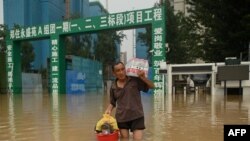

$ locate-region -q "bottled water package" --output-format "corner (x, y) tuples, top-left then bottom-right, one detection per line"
(125, 58), (149, 78)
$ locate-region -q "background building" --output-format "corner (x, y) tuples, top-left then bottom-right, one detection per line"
(173, 0), (190, 16)
(0, 0), (3, 24)
(89, 0), (107, 17)
(4, 0), (90, 69)
(70, 0), (89, 18)
(120, 52), (127, 64)
(3, 0), (122, 92)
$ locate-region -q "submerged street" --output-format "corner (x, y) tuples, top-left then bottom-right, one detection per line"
(0, 91), (249, 141)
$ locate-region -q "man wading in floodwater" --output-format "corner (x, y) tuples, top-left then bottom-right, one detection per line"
(105, 61), (155, 140)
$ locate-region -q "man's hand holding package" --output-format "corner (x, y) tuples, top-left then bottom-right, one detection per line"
(137, 70), (146, 78)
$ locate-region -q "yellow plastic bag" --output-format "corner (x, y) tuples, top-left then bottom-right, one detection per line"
(95, 114), (118, 131)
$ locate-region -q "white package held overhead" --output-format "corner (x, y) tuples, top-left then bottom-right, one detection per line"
(125, 58), (149, 78)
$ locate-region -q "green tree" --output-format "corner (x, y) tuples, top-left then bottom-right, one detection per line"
(137, 26), (152, 65)
(164, 1), (195, 64)
(0, 24), (7, 52)
(94, 30), (125, 79)
(1, 24), (35, 71)
(0, 24), (7, 94)
(65, 34), (92, 58)
(64, 13), (125, 79)
(95, 31), (125, 61)
(20, 41), (35, 72)
(138, 1), (196, 64)
(172, 12), (203, 63)
(12, 24), (35, 72)
(64, 13), (93, 59)
(187, 0), (250, 62)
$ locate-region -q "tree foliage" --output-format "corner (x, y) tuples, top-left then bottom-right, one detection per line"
(137, 26), (152, 63)
(0, 24), (7, 52)
(138, 1), (195, 64)
(1, 24), (35, 71)
(164, 1), (196, 64)
(65, 34), (93, 58)
(64, 13), (94, 59)
(187, 0), (250, 62)
(20, 41), (35, 72)
(11, 24), (35, 72)
(94, 30), (125, 63)
(138, 0), (250, 63)
(94, 30), (125, 79)
(64, 13), (125, 79)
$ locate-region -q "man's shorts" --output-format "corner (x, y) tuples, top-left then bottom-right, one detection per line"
(117, 117), (145, 132)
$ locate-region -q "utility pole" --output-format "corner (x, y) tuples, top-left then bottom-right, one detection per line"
(132, 7), (136, 58)
(133, 29), (136, 58)
(248, 42), (250, 61)
(106, 0), (109, 11)
(65, 0), (70, 19)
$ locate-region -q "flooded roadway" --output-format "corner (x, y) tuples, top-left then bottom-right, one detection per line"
(0, 91), (250, 141)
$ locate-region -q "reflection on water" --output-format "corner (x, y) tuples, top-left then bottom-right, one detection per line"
(0, 91), (250, 141)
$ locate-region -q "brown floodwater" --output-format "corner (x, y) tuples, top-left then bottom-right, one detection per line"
(0, 90), (250, 141)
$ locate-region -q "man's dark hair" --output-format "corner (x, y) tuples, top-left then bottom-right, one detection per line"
(111, 61), (125, 71)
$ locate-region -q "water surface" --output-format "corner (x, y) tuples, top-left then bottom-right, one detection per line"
(0, 91), (249, 141)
